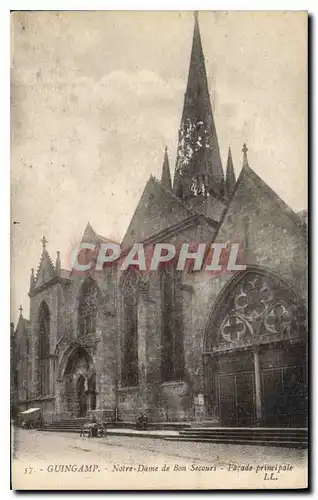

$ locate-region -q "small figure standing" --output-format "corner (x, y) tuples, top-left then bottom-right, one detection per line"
(136, 413), (148, 430)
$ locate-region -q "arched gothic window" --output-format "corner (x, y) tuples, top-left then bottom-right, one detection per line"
(161, 264), (184, 382)
(121, 271), (140, 387)
(78, 278), (99, 337)
(38, 302), (50, 395)
(205, 271), (306, 353)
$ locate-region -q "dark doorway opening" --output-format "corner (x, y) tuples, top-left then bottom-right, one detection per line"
(76, 375), (88, 417)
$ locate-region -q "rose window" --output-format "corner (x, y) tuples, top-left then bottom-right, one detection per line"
(234, 278), (273, 320)
(221, 313), (249, 344)
(264, 302), (291, 334)
(215, 274), (300, 349)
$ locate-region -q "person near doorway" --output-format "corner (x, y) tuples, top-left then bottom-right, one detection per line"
(136, 413), (148, 430)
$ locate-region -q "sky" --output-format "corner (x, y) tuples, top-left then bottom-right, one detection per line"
(11, 10), (307, 322)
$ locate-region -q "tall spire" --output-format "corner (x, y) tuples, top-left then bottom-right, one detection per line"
(225, 147), (236, 198)
(161, 147), (172, 190)
(34, 235), (55, 287)
(173, 11), (224, 200)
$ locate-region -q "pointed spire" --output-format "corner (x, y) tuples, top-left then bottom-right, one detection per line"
(161, 147), (172, 190)
(173, 11), (224, 200)
(34, 235), (55, 285)
(225, 147), (236, 198)
(29, 268), (35, 291)
(55, 251), (61, 277)
(242, 142), (249, 169)
(19, 305), (23, 318)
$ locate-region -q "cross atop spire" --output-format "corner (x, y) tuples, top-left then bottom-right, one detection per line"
(19, 305), (23, 317)
(34, 235), (55, 286)
(41, 235), (48, 250)
(242, 143), (249, 168)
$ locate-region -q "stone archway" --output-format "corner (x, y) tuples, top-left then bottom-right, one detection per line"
(60, 344), (97, 417)
(203, 267), (307, 427)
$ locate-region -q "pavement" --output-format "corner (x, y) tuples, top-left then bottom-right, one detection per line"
(11, 429), (308, 490)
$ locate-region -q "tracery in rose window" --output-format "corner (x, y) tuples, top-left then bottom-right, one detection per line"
(216, 274), (304, 349)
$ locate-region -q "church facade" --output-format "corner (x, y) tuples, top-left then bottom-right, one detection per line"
(12, 15), (308, 427)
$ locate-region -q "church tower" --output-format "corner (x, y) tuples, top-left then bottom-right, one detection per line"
(173, 12), (224, 202)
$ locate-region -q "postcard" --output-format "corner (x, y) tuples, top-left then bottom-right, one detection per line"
(11, 10), (308, 490)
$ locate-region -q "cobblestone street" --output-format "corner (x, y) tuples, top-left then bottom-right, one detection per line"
(12, 429), (308, 490)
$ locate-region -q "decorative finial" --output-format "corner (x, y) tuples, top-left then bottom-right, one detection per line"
(55, 250), (61, 277)
(41, 235), (48, 250)
(19, 305), (23, 317)
(30, 268), (35, 290)
(242, 143), (249, 168)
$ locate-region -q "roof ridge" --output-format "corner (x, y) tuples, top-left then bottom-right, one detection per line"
(242, 164), (305, 232)
(151, 175), (194, 215)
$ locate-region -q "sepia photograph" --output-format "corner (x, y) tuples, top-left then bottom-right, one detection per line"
(10, 9), (308, 490)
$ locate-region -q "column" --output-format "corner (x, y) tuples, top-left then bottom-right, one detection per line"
(253, 348), (262, 426)
(49, 356), (56, 396)
(55, 378), (63, 418)
(202, 354), (219, 424)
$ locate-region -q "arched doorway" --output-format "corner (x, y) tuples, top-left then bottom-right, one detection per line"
(204, 268), (307, 427)
(61, 344), (97, 417)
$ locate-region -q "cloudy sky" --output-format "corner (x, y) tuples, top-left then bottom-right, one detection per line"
(11, 10), (307, 322)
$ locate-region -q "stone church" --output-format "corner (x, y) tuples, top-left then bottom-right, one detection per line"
(12, 14), (308, 427)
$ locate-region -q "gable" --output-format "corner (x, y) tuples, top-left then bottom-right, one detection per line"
(34, 250), (55, 288)
(121, 176), (194, 249)
(214, 164), (307, 299)
(14, 317), (30, 357)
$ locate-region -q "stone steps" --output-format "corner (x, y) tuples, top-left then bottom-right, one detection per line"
(41, 419), (190, 433)
(164, 437), (308, 448)
(40, 420), (308, 448)
(165, 427), (308, 448)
